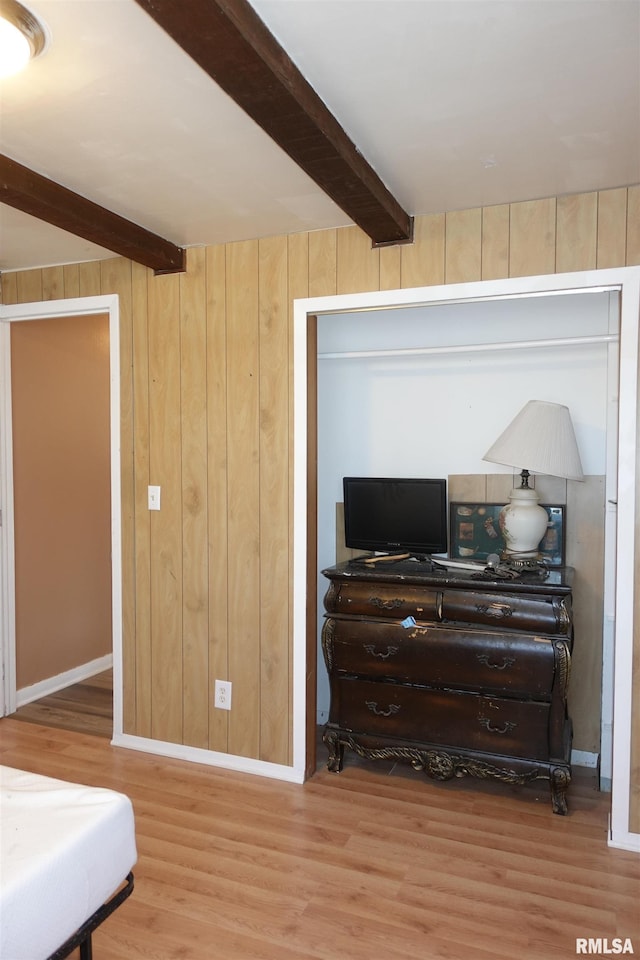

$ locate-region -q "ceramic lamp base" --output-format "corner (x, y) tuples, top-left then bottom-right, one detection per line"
(499, 486), (549, 558)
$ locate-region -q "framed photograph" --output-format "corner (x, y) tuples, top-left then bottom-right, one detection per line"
(449, 502), (566, 567)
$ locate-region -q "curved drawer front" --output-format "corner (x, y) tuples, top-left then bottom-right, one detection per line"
(324, 617), (557, 699)
(324, 580), (441, 620)
(324, 580), (571, 636)
(441, 590), (571, 636)
(332, 678), (551, 760)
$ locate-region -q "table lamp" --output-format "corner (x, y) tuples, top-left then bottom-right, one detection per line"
(483, 400), (584, 562)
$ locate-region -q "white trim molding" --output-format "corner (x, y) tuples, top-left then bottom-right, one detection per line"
(17, 654), (113, 708)
(112, 733), (306, 785)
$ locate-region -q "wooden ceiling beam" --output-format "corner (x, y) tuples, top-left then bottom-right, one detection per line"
(0, 154), (186, 274)
(133, 0), (413, 246)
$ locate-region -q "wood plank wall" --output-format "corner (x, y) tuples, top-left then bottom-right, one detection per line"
(2, 186), (639, 826)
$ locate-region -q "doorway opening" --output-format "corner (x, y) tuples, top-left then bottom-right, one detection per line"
(0, 295), (122, 740)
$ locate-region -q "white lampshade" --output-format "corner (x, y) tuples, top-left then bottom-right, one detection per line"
(483, 400), (584, 481)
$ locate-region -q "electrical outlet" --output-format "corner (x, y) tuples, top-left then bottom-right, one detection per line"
(214, 679), (232, 710)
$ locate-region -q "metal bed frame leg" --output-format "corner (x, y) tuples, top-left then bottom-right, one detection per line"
(80, 935), (93, 960)
(47, 873), (133, 960)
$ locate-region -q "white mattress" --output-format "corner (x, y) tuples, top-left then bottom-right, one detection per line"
(0, 765), (137, 960)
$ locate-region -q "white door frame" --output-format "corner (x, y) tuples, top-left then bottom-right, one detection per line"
(0, 295), (122, 737)
(293, 266), (640, 851)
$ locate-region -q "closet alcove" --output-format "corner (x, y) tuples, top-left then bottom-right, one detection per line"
(292, 266), (639, 851)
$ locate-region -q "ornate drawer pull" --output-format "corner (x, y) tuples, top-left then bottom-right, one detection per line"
(363, 644), (399, 659)
(476, 653), (516, 671)
(479, 717), (517, 735)
(476, 602), (513, 619)
(365, 701), (400, 718)
(558, 599), (571, 629)
(369, 596), (403, 610)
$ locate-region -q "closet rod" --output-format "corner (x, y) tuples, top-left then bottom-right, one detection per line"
(317, 333), (618, 360)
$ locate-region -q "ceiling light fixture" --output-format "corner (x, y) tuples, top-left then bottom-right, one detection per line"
(0, 0), (47, 79)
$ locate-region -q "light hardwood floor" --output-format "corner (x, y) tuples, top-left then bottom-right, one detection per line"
(1, 717), (638, 960)
(12, 670), (113, 739)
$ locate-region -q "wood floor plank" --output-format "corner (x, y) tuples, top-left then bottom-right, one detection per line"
(0, 717), (638, 960)
(12, 669), (113, 738)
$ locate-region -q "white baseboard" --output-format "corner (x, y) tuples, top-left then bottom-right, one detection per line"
(608, 816), (640, 854)
(571, 749), (599, 769)
(16, 653), (113, 708)
(112, 732), (306, 785)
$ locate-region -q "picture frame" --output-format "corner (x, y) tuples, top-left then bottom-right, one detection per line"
(449, 502), (566, 567)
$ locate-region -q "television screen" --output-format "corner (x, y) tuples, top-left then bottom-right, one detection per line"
(343, 477), (447, 557)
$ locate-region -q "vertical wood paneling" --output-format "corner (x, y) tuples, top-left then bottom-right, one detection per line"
(205, 244), (229, 752)
(445, 208), (482, 284)
(308, 229), (336, 297)
(131, 261), (152, 737)
(627, 184), (640, 265)
(226, 240), (261, 759)
(100, 257), (136, 733)
(63, 264), (80, 299)
(448, 474), (489, 503)
(482, 204), (510, 280)
(597, 188), (628, 268)
(78, 261), (101, 297)
(288, 232), (310, 303)
(379, 244), (402, 290)
(1, 272), (18, 304)
(180, 248), (209, 749)
(41, 266), (65, 300)
(509, 197), (556, 277)
(337, 226), (379, 294)
(148, 271), (183, 744)
(16, 270), (42, 303)
(259, 235), (290, 763)
(556, 192), (598, 273)
(400, 213), (445, 288)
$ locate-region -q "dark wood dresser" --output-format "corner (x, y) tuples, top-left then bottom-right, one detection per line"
(321, 559), (574, 814)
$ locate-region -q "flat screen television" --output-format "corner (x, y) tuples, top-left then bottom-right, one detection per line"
(343, 476), (448, 558)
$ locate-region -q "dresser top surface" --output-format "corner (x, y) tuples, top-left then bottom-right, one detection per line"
(322, 559), (573, 596)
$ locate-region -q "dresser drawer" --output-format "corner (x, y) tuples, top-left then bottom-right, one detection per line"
(323, 617), (558, 699)
(324, 579), (571, 636)
(441, 590), (571, 636)
(330, 678), (551, 760)
(324, 580), (440, 621)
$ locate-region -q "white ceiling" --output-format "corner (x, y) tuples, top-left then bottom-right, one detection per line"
(1, 0), (639, 272)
